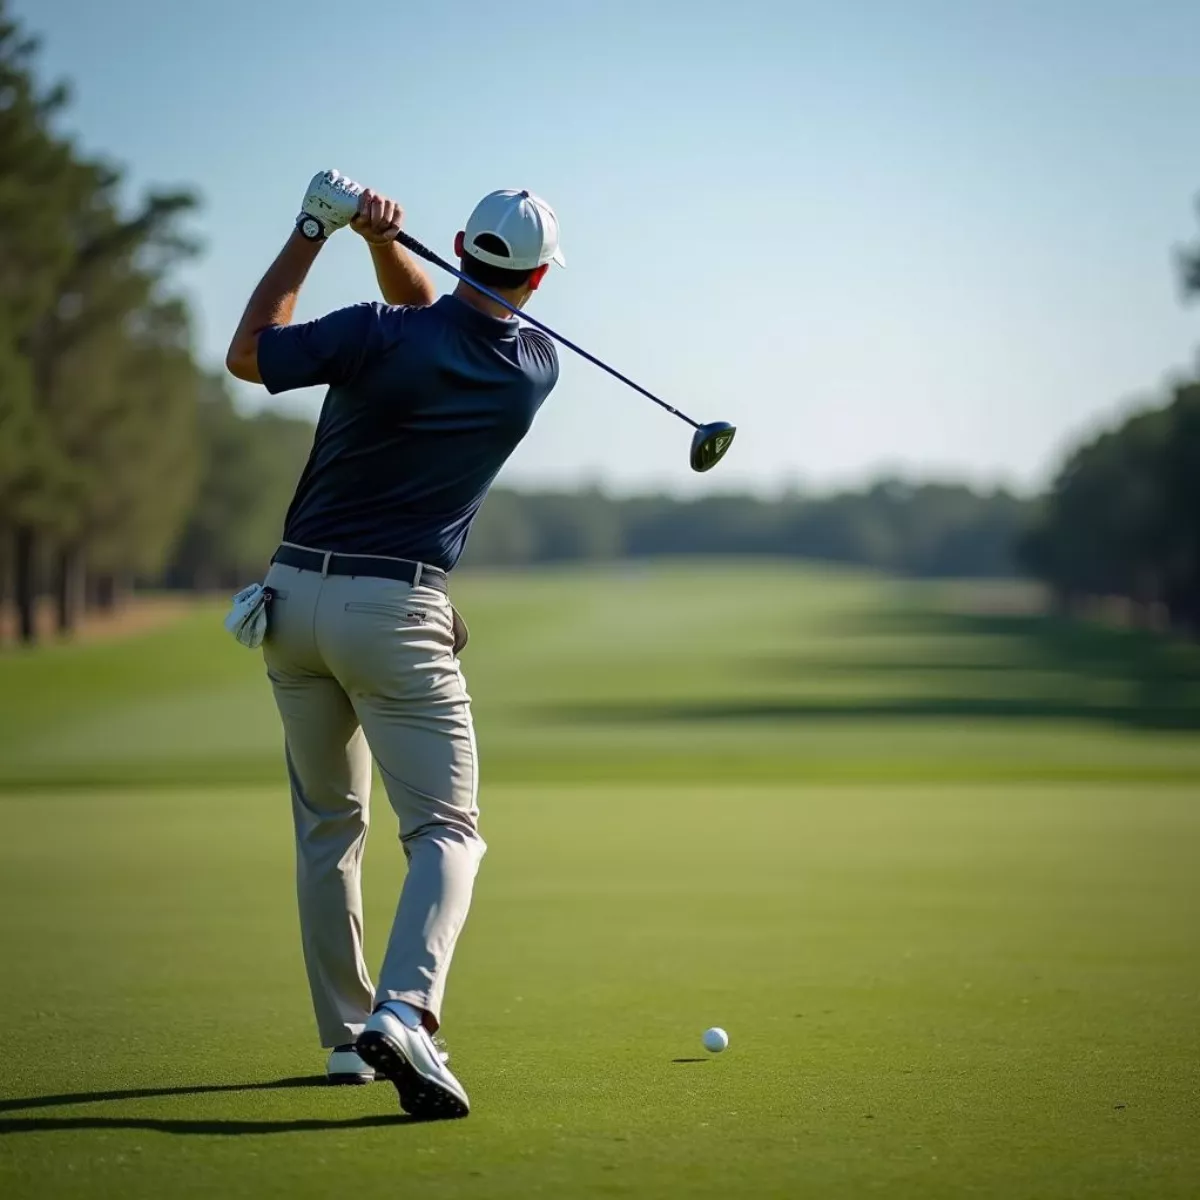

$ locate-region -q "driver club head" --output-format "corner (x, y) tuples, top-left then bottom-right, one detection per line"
(690, 421), (737, 472)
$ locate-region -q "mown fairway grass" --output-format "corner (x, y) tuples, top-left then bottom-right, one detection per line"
(1, 562), (1198, 1198)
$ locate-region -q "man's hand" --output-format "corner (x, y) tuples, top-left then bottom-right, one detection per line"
(298, 169), (364, 240)
(351, 190), (404, 245)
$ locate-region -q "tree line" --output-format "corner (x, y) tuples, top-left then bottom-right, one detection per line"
(0, 4), (200, 641)
(461, 481), (1028, 575)
(1019, 377), (1200, 631)
(1016, 208), (1200, 633)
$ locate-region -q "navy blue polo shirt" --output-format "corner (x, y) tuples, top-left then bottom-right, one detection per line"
(257, 295), (558, 571)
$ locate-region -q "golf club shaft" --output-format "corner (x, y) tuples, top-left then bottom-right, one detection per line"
(394, 230), (701, 431)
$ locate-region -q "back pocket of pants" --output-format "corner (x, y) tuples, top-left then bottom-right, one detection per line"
(344, 602), (428, 623)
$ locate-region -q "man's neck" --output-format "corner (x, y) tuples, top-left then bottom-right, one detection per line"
(453, 280), (523, 321)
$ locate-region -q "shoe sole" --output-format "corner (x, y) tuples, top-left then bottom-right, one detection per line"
(327, 1072), (378, 1086)
(356, 1030), (469, 1120)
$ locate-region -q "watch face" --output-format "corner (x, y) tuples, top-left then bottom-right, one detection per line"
(299, 216), (323, 241)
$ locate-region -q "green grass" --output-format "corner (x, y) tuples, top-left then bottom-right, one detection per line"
(1, 562), (1198, 1197)
(2, 562), (1199, 789)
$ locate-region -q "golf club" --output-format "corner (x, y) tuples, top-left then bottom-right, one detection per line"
(392, 229), (737, 472)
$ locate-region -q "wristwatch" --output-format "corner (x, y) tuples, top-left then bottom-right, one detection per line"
(296, 214), (326, 242)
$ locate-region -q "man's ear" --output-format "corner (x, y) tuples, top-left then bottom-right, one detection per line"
(454, 230), (466, 257)
(527, 263), (551, 293)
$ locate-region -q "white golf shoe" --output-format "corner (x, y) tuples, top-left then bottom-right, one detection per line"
(326, 1034), (450, 1084)
(355, 1007), (470, 1120)
(326, 1044), (379, 1085)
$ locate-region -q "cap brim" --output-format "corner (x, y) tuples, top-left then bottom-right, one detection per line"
(550, 247), (566, 268)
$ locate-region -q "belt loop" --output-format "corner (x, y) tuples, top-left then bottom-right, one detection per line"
(412, 562), (423, 588)
(321, 551), (331, 579)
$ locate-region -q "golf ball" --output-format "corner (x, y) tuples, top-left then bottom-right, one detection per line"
(702, 1027), (729, 1053)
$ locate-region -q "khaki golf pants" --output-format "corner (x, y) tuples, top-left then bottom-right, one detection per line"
(261, 557), (484, 1045)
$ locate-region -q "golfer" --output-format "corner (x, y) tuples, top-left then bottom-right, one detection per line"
(225, 172), (563, 1119)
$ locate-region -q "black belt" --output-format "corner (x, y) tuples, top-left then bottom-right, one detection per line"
(271, 545), (448, 593)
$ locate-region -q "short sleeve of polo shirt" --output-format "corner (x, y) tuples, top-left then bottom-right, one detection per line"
(520, 329), (559, 395)
(257, 302), (386, 395)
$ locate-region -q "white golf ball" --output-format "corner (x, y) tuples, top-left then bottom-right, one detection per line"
(702, 1026), (729, 1053)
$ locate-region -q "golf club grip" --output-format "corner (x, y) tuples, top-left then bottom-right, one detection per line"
(394, 229), (452, 271)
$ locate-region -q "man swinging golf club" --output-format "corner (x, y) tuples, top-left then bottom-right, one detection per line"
(225, 170), (564, 1119)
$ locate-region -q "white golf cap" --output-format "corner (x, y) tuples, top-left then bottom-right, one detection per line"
(463, 189), (565, 271)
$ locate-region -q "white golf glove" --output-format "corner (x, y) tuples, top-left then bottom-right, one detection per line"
(297, 169), (364, 240)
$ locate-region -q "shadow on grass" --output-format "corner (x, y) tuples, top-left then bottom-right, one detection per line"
(0, 1114), (407, 1135)
(0, 1076), (328, 1113)
(544, 608), (1200, 732)
(0, 1077), (413, 1136)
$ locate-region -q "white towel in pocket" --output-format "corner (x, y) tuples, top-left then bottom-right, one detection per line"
(223, 583), (272, 649)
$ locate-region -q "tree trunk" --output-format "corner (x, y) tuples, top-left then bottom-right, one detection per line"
(14, 525), (37, 645)
(112, 572), (131, 612)
(55, 544), (87, 637)
(1178, 589), (1200, 639)
(0, 535), (9, 648)
(90, 572), (117, 613)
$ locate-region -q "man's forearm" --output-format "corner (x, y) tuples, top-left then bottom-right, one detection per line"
(226, 231), (323, 382)
(370, 242), (437, 307)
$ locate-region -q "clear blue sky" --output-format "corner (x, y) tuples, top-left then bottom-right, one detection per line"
(22, 0), (1200, 494)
